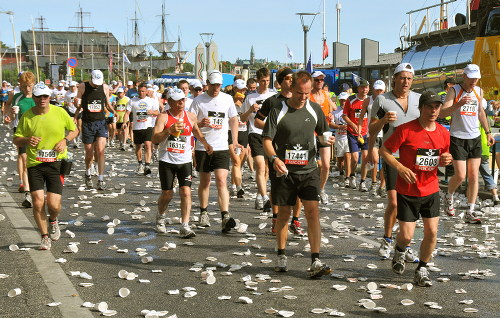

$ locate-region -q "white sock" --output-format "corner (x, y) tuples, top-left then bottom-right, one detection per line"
(98, 175), (104, 181)
(236, 185), (242, 191)
(262, 195), (269, 201)
(257, 194), (262, 200)
(86, 168), (92, 175)
(446, 192), (454, 200)
(494, 195), (499, 201)
(468, 203), (475, 212)
(181, 222), (189, 227)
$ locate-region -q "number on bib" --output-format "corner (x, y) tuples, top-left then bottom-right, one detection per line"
(36, 149), (57, 162)
(415, 148), (439, 171)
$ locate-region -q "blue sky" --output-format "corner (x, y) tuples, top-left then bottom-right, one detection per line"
(0, 0), (468, 64)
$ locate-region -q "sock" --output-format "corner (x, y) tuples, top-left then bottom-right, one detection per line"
(145, 163), (150, 167)
(277, 249), (286, 256)
(262, 195), (269, 201)
(272, 213), (278, 219)
(446, 192), (454, 201)
(416, 261), (427, 270)
(339, 171), (344, 176)
(48, 218), (56, 223)
(468, 203), (475, 212)
(236, 185), (242, 191)
(291, 216), (299, 223)
(221, 211), (228, 218)
(138, 160), (143, 165)
(360, 179), (365, 183)
(494, 195), (499, 201)
(200, 207), (207, 214)
(86, 168), (92, 175)
(383, 236), (393, 242)
(24, 191), (29, 195)
(98, 175), (104, 181)
(181, 222), (189, 227)
(350, 173), (355, 177)
(311, 253), (320, 263)
(41, 234), (48, 238)
(257, 194), (262, 200)
(395, 245), (405, 253)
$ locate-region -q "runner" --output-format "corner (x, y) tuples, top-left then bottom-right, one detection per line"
(342, 79), (370, 191)
(240, 68), (276, 212)
(263, 71), (333, 278)
(51, 82), (66, 106)
(123, 83), (160, 176)
(358, 79), (387, 196)
(310, 71), (337, 204)
(13, 82), (78, 250)
(74, 70), (114, 190)
(152, 87), (212, 238)
(3, 72), (36, 208)
(330, 92), (350, 186)
(229, 79), (248, 198)
(190, 70), (240, 232)
(380, 90), (452, 286)
(439, 64), (494, 224)
(370, 63), (421, 261)
(114, 88), (130, 151)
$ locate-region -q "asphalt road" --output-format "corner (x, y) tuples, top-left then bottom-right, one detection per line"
(0, 124), (499, 318)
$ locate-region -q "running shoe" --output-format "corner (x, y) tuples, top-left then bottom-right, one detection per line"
(274, 255), (288, 272)
(97, 180), (107, 191)
(49, 219), (60, 241)
(290, 220), (305, 236)
(405, 247), (420, 263)
(309, 258), (332, 279)
(369, 181), (379, 196)
(152, 150), (158, 162)
(271, 217), (277, 234)
(359, 181), (368, 192)
(39, 236), (51, 250)
(230, 185), (237, 197)
(22, 192), (32, 208)
(320, 190), (329, 205)
(350, 176), (357, 189)
(255, 197), (264, 210)
(179, 224), (196, 238)
(392, 248), (406, 275)
(18, 184), (24, 193)
(237, 188), (245, 198)
(343, 178), (350, 188)
(379, 237), (393, 259)
(378, 187), (387, 198)
(445, 193), (455, 216)
(136, 164), (144, 175)
(155, 214), (167, 234)
(85, 174), (93, 188)
(221, 213), (236, 233)
(143, 166), (152, 176)
(414, 267), (433, 287)
(464, 211), (481, 224)
(90, 164), (98, 176)
(199, 212), (211, 227)
(263, 199), (271, 212)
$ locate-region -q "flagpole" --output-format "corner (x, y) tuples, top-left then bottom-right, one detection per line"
(322, 0), (326, 65)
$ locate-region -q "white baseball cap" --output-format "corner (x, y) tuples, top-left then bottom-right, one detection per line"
(207, 70), (223, 85)
(116, 87), (124, 93)
(373, 80), (386, 90)
(70, 81), (78, 87)
(393, 63), (414, 75)
(233, 79), (246, 90)
(127, 80), (133, 86)
(311, 71), (325, 78)
(168, 87), (186, 101)
(111, 80), (117, 85)
(191, 79), (203, 89)
(338, 92), (349, 100)
(464, 64), (481, 79)
(58, 82), (64, 86)
(91, 70), (104, 86)
(33, 82), (52, 96)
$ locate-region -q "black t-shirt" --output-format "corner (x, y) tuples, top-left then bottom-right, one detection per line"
(255, 93), (288, 121)
(263, 100), (328, 174)
(81, 82), (107, 122)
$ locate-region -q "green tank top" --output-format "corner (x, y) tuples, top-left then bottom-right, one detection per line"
(13, 93), (36, 119)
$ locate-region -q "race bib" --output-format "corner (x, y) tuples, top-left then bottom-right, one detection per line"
(208, 111), (225, 129)
(136, 111), (148, 122)
(415, 148), (439, 171)
(166, 135), (187, 153)
(285, 144), (309, 165)
(116, 104), (126, 112)
(88, 100), (102, 112)
(460, 100), (477, 116)
(354, 109), (361, 119)
(36, 149), (57, 162)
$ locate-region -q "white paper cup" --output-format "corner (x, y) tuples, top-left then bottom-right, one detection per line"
(237, 223), (248, 233)
(9, 244), (19, 251)
(107, 227), (115, 235)
(97, 302), (108, 312)
(113, 218), (121, 226)
(12, 106), (19, 114)
(126, 272), (136, 280)
(141, 256), (153, 264)
(7, 288), (21, 297)
(118, 270), (128, 279)
(118, 287), (130, 298)
(235, 147), (241, 155)
(323, 131), (332, 138)
(201, 270), (213, 280)
(205, 274), (216, 285)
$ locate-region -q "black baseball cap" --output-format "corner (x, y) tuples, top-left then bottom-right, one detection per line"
(419, 90), (442, 107)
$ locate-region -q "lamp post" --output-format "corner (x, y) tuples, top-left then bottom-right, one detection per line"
(91, 38), (95, 70)
(296, 12), (318, 68)
(199, 33), (213, 73)
(0, 11), (17, 83)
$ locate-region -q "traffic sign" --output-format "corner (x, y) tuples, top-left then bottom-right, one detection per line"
(70, 68), (75, 76)
(67, 57), (78, 68)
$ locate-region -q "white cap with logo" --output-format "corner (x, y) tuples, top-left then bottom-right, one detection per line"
(311, 71), (325, 78)
(191, 79), (203, 89)
(373, 80), (386, 90)
(168, 88), (186, 101)
(91, 70), (104, 86)
(233, 79), (246, 90)
(127, 80), (133, 86)
(116, 87), (125, 93)
(338, 92), (349, 100)
(393, 63), (415, 75)
(207, 70), (223, 85)
(33, 82), (53, 97)
(464, 64), (481, 79)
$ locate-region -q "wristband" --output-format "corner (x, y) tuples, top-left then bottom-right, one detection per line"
(486, 131), (491, 135)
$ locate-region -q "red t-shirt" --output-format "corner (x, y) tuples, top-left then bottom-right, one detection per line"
(384, 119), (450, 197)
(342, 95), (368, 136)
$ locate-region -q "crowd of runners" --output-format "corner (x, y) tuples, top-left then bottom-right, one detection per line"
(2, 61), (498, 286)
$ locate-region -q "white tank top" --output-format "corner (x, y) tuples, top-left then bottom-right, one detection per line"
(449, 84), (481, 139)
(158, 110), (193, 164)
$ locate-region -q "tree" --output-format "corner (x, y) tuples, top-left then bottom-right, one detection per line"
(0, 41), (9, 48)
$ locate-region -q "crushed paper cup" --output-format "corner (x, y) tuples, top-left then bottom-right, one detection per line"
(237, 223), (248, 233)
(8, 244), (19, 251)
(238, 296), (253, 304)
(97, 302), (108, 312)
(118, 270), (128, 279)
(118, 288), (130, 298)
(141, 256), (153, 264)
(107, 228), (115, 235)
(7, 288), (21, 297)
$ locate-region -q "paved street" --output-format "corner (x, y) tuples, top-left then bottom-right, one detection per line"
(0, 124), (499, 318)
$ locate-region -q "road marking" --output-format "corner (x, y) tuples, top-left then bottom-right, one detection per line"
(0, 187), (93, 318)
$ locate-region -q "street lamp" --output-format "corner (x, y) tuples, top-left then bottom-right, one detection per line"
(91, 38), (95, 70)
(199, 33), (213, 73)
(0, 11), (17, 82)
(296, 12), (318, 68)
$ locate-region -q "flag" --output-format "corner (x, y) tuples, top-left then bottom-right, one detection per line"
(286, 46), (294, 59)
(123, 52), (131, 65)
(322, 40), (329, 60)
(306, 52), (313, 73)
(470, 0), (480, 10)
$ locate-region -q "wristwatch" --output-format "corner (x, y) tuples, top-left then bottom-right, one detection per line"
(270, 155), (278, 164)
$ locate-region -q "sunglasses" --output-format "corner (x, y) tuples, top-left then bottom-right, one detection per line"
(314, 78), (324, 82)
(195, 88), (203, 91)
(34, 95), (50, 98)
